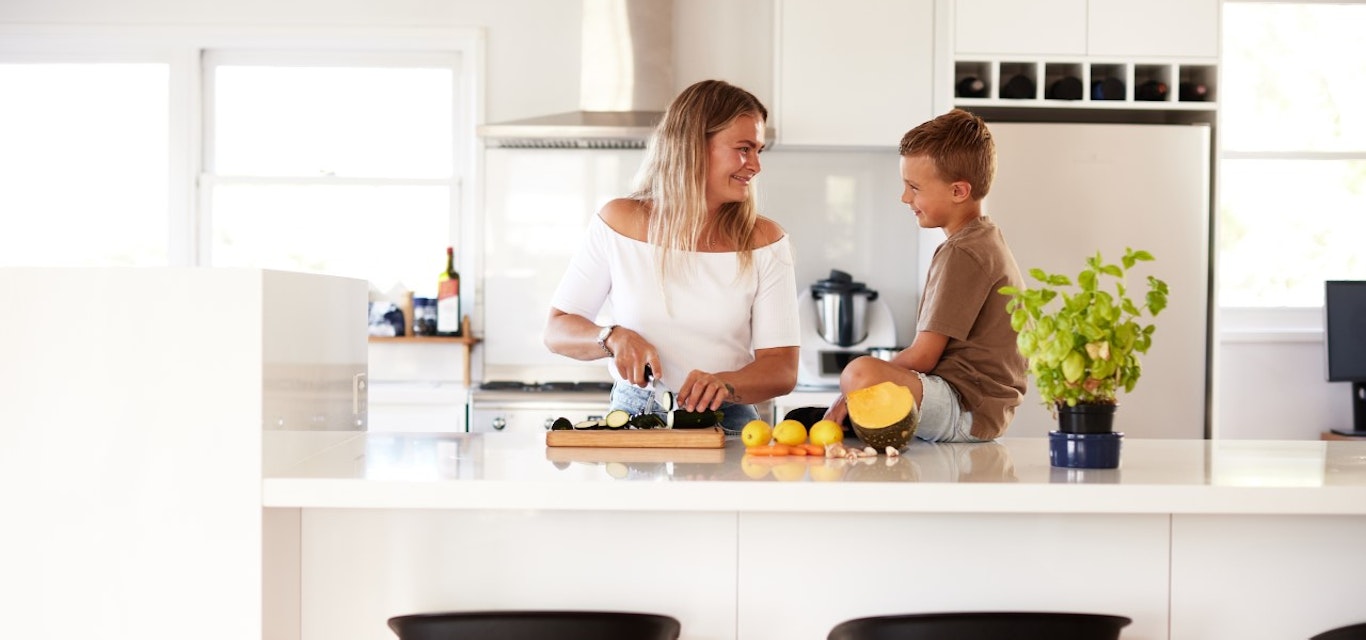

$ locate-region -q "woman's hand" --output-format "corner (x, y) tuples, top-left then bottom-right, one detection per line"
(677, 370), (735, 412)
(606, 327), (661, 388)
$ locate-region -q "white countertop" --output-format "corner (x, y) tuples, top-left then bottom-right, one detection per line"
(262, 431), (1366, 515)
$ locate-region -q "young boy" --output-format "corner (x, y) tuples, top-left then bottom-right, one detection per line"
(825, 109), (1027, 442)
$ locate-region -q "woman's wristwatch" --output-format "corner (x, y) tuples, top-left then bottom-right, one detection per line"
(596, 324), (617, 357)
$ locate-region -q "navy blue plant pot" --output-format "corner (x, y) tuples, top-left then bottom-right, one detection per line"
(1049, 431), (1123, 469)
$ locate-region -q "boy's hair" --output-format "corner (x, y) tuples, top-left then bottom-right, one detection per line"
(899, 109), (996, 201)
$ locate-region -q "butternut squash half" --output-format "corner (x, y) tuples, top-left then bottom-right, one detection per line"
(846, 381), (919, 451)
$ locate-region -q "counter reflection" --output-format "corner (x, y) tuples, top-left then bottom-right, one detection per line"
(539, 440), (1020, 483)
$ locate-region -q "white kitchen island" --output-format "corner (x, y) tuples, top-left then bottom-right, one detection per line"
(263, 433), (1366, 640)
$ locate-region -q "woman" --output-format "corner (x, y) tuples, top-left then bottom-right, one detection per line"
(544, 79), (800, 433)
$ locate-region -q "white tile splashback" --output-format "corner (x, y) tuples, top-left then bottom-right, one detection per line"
(480, 147), (922, 376)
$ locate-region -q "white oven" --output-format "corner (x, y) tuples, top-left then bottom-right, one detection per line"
(468, 382), (613, 433)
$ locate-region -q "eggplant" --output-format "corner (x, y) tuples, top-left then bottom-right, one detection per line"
(628, 413), (667, 430)
(672, 409), (724, 429)
(550, 417), (573, 431)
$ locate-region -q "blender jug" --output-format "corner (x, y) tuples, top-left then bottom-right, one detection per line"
(811, 270), (879, 347)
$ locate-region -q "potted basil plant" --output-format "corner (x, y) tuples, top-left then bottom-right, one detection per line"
(998, 248), (1168, 443)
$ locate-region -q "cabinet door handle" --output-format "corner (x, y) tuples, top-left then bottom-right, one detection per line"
(352, 372), (367, 416)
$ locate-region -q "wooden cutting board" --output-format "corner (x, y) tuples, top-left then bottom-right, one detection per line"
(545, 426), (726, 449)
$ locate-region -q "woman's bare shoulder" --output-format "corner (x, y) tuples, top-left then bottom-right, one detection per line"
(598, 197), (650, 242)
(752, 215), (787, 248)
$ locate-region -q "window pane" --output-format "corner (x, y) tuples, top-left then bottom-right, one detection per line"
(212, 65), (453, 178)
(1217, 159), (1366, 307)
(210, 184), (450, 292)
(1221, 3), (1366, 152)
(0, 63), (168, 266)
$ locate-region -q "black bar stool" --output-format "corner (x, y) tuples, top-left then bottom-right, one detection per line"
(1314, 622), (1366, 640)
(387, 610), (681, 640)
(828, 611), (1132, 640)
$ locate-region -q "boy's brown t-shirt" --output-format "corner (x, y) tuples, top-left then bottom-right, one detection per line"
(917, 215), (1027, 439)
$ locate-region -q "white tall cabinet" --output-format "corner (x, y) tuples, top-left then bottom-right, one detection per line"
(775, 0), (935, 147)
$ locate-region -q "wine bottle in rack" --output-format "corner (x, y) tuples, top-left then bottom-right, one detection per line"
(1179, 81), (1209, 102)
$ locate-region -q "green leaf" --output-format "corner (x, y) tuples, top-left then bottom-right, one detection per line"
(1100, 264), (1123, 278)
(1132, 250), (1155, 262)
(1078, 269), (1096, 291)
(1029, 268), (1049, 282)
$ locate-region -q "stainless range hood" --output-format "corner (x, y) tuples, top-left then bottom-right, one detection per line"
(478, 0), (674, 149)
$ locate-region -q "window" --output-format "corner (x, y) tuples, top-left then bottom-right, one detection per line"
(0, 62), (170, 266)
(0, 27), (480, 298)
(1219, 2), (1366, 308)
(202, 52), (462, 292)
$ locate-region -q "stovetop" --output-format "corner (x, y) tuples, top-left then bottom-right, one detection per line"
(478, 380), (615, 393)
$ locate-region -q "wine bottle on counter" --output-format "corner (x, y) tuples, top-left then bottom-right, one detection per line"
(436, 246), (462, 337)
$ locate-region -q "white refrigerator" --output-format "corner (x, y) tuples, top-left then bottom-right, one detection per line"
(981, 122), (1212, 439)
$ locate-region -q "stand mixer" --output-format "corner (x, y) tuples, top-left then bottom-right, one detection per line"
(796, 270), (897, 388)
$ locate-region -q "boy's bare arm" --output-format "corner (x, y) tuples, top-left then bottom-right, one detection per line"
(893, 330), (949, 374)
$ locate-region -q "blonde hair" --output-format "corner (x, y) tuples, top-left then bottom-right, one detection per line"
(631, 79), (768, 279)
(899, 108), (996, 201)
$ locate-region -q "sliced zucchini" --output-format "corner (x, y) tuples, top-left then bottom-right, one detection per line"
(573, 419), (600, 430)
(604, 409), (631, 429)
(550, 417), (573, 431)
(655, 390), (675, 413)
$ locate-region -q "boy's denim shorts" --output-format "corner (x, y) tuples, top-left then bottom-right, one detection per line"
(914, 373), (987, 443)
(609, 380), (759, 434)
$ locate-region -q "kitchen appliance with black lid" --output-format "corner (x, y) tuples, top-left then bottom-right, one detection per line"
(797, 269), (896, 388)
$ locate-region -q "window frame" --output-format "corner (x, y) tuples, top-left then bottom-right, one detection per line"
(1216, 0), (1366, 339)
(0, 25), (485, 274)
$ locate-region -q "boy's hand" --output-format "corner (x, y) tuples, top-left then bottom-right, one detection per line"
(823, 395), (849, 426)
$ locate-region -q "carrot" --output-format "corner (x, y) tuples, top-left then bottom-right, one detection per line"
(745, 444), (792, 456)
(801, 443), (825, 456)
(787, 446), (808, 456)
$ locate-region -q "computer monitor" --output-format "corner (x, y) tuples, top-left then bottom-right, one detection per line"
(1325, 281), (1366, 436)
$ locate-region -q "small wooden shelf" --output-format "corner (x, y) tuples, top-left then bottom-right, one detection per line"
(368, 314), (481, 386)
(368, 334), (477, 345)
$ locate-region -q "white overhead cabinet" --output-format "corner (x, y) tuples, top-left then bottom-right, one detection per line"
(1087, 0), (1220, 58)
(775, 0), (934, 147)
(952, 0), (1219, 109)
(954, 0), (1087, 56)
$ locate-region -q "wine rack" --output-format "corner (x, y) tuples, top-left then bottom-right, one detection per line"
(953, 58), (1216, 110)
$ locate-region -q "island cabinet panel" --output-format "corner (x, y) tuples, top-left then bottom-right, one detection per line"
(294, 509), (739, 640)
(736, 513), (1171, 640)
(1170, 515), (1366, 640)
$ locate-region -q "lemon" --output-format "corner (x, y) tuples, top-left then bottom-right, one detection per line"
(809, 419), (845, 447)
(770, 461), (808, 482)
(772, 419), (808, 447)
(740, 419), (773, 448)
(740, 456), (771, 480)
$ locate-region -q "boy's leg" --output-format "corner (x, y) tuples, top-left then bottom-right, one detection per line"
(835, 355), (982, 443)
(838, 355), (926, 405)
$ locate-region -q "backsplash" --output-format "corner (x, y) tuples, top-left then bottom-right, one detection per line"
(371, 146), (922, 385)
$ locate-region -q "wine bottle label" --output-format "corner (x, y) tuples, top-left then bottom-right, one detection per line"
(437, 278), (461, 334)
